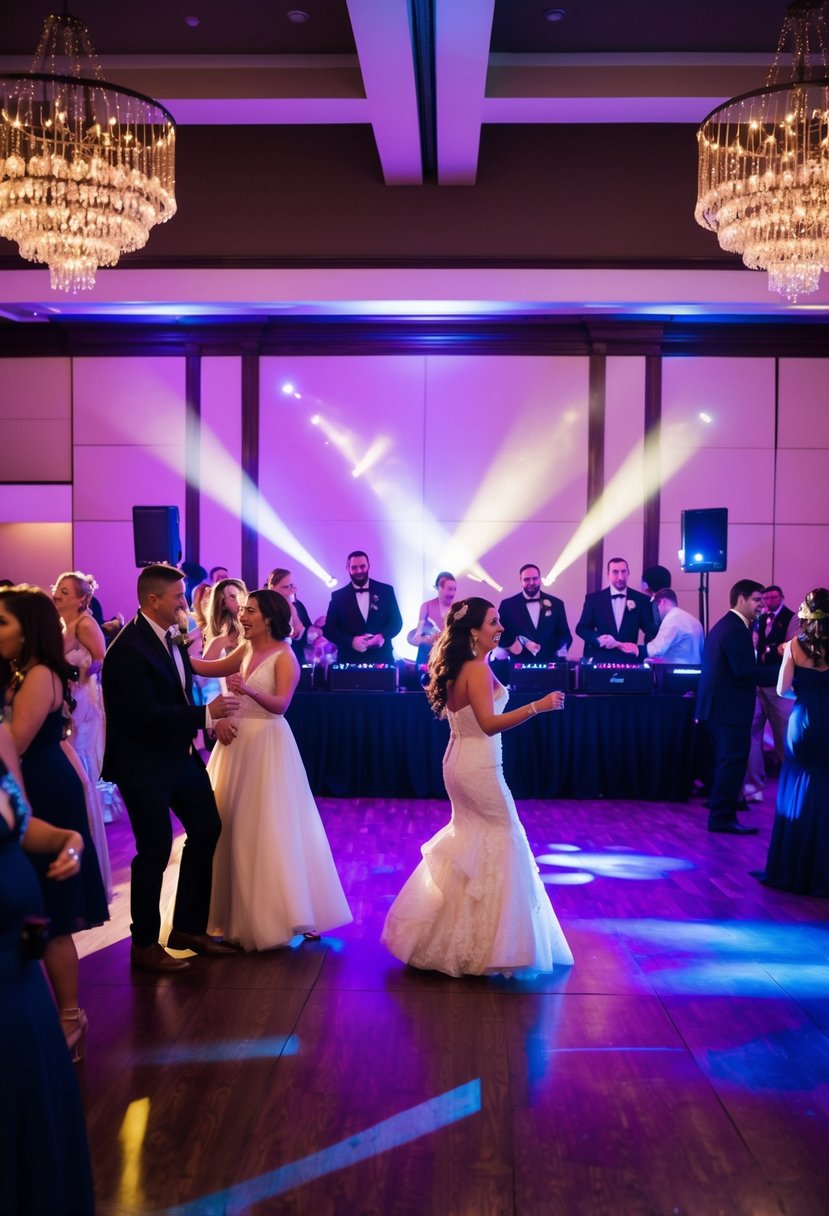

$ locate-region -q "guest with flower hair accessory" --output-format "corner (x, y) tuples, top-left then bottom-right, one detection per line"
(498, 563), (571, 662)
(752, 588), (829, 894)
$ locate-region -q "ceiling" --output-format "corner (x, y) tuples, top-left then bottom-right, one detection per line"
(2, 0), (828, 325)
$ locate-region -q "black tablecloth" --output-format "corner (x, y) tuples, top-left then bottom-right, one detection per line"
(285, 691), (695, 801)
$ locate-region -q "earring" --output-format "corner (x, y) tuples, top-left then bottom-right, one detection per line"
(470, 635), (478, 658)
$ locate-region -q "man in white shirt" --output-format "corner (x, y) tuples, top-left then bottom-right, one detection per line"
(629, 588), (704, 664)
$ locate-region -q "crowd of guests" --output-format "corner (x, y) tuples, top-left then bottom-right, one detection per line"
(1, 553), (827, 1213)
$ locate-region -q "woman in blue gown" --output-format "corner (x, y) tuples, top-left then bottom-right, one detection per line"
(753, 588), (829, 896)
(0, 586), (108, 1060)
(0, 727), (96, 1215)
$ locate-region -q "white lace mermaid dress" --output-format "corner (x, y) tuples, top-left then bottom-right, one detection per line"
(206, 649), (352, 951)
(382, 683), (573, 977)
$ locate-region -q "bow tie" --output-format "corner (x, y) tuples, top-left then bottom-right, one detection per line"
(353, 587), (369, 594)
(611, 593), (626, 599)
(524, 594), (540, 601)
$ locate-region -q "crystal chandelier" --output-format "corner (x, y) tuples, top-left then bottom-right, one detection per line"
(0, 9), (176, 293)
(695, 0), (829, 302)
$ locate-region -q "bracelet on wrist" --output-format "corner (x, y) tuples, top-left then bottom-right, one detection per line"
(527, 702), (537, 717)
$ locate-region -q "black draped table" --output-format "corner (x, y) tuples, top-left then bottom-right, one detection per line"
(285, 691), (696, 801)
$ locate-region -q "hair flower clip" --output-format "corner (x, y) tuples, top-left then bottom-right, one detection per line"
(453, 602), (470, 621)
(798, 601), (827, 622)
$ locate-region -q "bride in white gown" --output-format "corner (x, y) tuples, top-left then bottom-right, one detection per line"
(382, 596), (573, 977)
(190, 589), (351, 951)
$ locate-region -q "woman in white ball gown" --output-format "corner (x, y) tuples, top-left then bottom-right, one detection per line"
(382, 596), (573, 977)
(190, 590), (351, 951)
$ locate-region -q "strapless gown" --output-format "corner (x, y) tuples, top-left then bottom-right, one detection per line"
(206, 649), (352, 950)
(0, 761), (96, 1215)
(756, 664), (829, 896)
(382, 684), (573, 976)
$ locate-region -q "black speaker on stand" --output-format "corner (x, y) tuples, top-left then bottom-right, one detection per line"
(132, 506), (182, 567)
(680, 507), (728, 634)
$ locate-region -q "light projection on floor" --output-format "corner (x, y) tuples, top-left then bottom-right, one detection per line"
(536, 844), (694, 884)
(164, 1079), (481, 1214)
(577, 917), (829, 999)
(546, 416), (701, 583)
(117, 1097), (150, 1214)
(131, 1035), (299, 1066)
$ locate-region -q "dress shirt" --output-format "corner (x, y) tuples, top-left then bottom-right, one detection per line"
(523, 595), (541, 629)
(353, 584), (370, 623)
(611, 591), (626, 631)
(644, 606), (704, 664)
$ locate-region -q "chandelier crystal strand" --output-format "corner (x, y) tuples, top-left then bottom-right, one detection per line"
(695, 0), (829, 303)
(0, 11), (176, 292)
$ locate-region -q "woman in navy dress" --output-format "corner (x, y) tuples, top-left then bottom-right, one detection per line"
(0, 586), (108, 1060)
(753, 588), (829, 896)
(0, 726), (96, 1214)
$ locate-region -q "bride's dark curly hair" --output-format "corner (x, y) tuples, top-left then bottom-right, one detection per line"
(797, 587), (829, 665)
(425, 597), (493, 717)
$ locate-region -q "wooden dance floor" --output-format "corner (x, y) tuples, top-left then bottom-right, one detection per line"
(75, 781), (829, 1216)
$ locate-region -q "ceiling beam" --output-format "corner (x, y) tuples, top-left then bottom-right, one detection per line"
(435, 0), (495, 185)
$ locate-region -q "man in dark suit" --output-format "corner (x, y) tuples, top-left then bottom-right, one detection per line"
(323, 550), (403, 664)
(498, 563), (571, 662)
(575, 557), (656, 661)
(102, 564), (239, 973)
(744, 584), (798, 798)
(696, 579), (777, 834)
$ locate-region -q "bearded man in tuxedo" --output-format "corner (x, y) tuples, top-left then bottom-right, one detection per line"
(498, 563), (571, 662)
(102, 564), (239, 973)
(323, 550), (403, 665)
(575, 557), (656, 661)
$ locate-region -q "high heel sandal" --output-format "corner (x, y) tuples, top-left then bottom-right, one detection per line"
(61, 1008), (88, 1063)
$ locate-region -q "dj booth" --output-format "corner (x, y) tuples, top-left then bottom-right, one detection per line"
(285, 670), (697, 801)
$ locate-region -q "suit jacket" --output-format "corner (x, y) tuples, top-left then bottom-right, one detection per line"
(575, 586), (656, 660)
(101, 613), (207, 789)
(290, 597), (313, 665)
(498, 591), (572, 661)
(323, 579), (403, 665)
(756, 604), (796, 667)
(696, 610), (777, 727)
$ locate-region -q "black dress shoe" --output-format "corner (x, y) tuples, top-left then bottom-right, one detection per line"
(709, 823), (758, 835)
(167, 931), (239, 956)
(131, 943), (191, 973)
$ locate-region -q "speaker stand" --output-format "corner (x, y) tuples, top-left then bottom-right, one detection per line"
(698, 571), (710, 634)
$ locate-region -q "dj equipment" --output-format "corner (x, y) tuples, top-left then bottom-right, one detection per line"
(297, 665), (329, 691)
(651, 664), (702, 695)
(329, 663), (398, 692)
(511, 662), (570, 692)
(578, 662), (654, 694)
